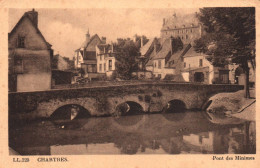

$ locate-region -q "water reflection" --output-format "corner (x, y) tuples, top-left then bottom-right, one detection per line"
(9, 112), (256, 155)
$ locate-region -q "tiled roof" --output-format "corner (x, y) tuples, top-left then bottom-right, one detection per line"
(9, 10), (52, 50)
(80, 34), (101, 51)
(152, 38), (171, 60)
(183, 46), (203, 57)
(140, 38), (154, 56)
(145, 50), (157, 66)
(166, 44), (191, 68)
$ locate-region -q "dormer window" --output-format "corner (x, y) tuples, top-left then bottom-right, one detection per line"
(18, 36), (25, 48)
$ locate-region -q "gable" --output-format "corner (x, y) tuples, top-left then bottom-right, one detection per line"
(9, 17), (49, 50)
(86, 35), (102, 51)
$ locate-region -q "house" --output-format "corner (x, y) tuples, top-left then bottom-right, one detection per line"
(151, 37), (190, 79)
(139, 37), (160, 72)
(51, 54), (75, 85)
(160, 13), (203, 44)
(52, 54), (71, 71)
(181, 46), (230, 84)
(96, 43), (116, 78)
(74, 30), (106, 80)
(8, 9), (53, 92)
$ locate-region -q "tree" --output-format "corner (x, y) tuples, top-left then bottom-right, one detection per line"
(194, 7), (255, 98)
(114, 39), (139, 80)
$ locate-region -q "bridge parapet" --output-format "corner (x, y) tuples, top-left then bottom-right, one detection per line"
(8, 83), (243, 120)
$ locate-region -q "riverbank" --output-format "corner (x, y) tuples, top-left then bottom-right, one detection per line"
(206, 88), (255, 122)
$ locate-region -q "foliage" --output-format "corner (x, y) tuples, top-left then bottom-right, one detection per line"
(114, 39), (140, 80)
(194, 7), (255, 67)
(194, 7), (255, 97)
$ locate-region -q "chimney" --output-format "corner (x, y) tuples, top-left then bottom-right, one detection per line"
(170, 36), (174, 55)
(111, 41), (114, 53)
(133, 34), (138, 42)
(86, 28), (90, 43)
(26, 9), (38, 28)
(163, 18), (165, 25)
(154, 40), (157, 53)
(101, 37), (106, 44)
(141, 36), (144, 47)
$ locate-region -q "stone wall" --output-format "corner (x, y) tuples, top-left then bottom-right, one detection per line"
(9, 83), (243, 121)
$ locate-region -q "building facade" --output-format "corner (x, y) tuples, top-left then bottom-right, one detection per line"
(74, 31), (106, 80)
(160, 13), (203, 44)
(96, 43), (117, 78)
(8, 9), (53, 92)
(181, 47), (230, 84)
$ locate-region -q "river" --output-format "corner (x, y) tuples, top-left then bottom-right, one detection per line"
(9, 111), (255, 155)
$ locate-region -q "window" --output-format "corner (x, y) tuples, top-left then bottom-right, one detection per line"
(154, 62), (156, 68)
(93, 65), (97, 73)
(14, 58), (23, 73)
(184, 62), (186, 68)
(158, 74), (161, 79)
(18, 36), (25, 48)
(158, 60), (161, 69)
(100, 55), (102, 61)
(104, 63), (106, 71)
(199, 59), (203, 67)
(186, 35), (188, 39)
(109, 60), (112, 70)
(190, 29), (193, 33)
(99, 64), (102, 71)
(181, 36), (184, 40)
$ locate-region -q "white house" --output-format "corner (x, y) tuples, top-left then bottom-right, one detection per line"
(96, 43), (116, 77)
(181, 47), (230, 84)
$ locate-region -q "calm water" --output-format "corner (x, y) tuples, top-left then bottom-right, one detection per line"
(9, 111), (256, 155)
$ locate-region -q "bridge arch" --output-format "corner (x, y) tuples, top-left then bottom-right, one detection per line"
(50, 104), (91, 120)
(115, 101), (144, 116)
(163, 99), (186, 113)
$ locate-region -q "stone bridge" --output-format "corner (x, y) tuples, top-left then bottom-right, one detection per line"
(9, 83), (243, 120)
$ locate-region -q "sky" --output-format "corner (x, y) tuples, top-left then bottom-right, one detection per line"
(9, 8), (199, 59)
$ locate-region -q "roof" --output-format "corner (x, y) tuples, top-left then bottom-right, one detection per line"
(183, 46), (204, 57)
(80, 34), (101, 50)
(140, 38), (154, 56)
(162, 13), (199, 31)
(166, 44), (191, 68)
(83, 60), (97, 65)
(152, 38), (171, 60)
(182, 66), (209, 72)
(96, 44), (111, 53)
(145, 50), (157, 66)
(9, 10), (52, 50)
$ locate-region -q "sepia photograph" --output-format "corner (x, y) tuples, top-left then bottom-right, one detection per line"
(7, 7), (256, 156)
